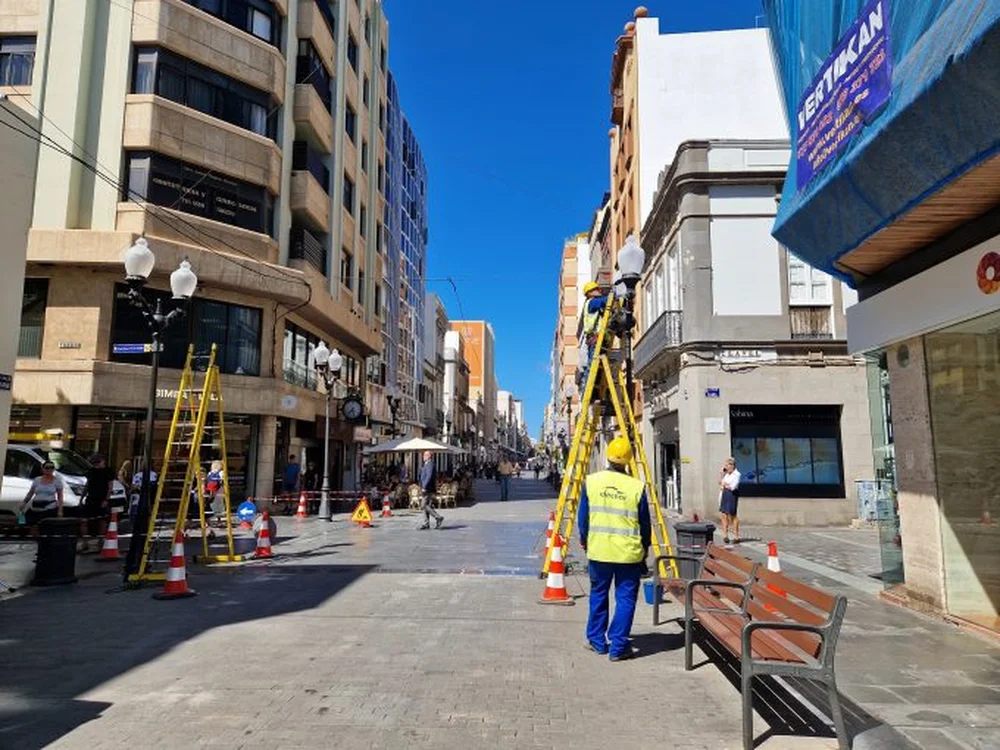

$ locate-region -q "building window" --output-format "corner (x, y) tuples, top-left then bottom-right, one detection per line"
(111, 284), (262, 375)
(282, 322), (319, 390)
(362, 74), (370, 107)
(788, 254), (833, 305)
(377, 162), (385, 194)
(364, 14), (371, 44)
(0, 36), (35, 86)
(290, 224), (328, 276)
(292, 140), (330, 192)
(342, 173), (355, 215)
(378, 101), (385, 132)
(730, 405), (845, 498)
(296, 39), (332, 108)
(183, 0), (280, 47)
(341, 249), (353, 290)
(358, 269), (366, 305)
(124, 151), (274, 235)
(360, 204), (367, 238)
(131, 46), (276, 139)
(18, 278), (48, 357)
(380, 44), (386, 71)
(345, 103), (357, 143)
(374, 282), (382, 316)
(347, 33), (358, 72)
(376, 221), (383, 253)
(361, 139), (369, 173)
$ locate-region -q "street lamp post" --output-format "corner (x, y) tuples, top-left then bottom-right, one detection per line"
(122, 237), (197, 583)
(616, 235), (646, 408)
(386, 385), (402, 438)
(563, 382), (577, 437)
(313, 342), (343, 521)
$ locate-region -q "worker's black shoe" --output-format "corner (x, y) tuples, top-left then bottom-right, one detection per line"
(418, 523), (430, 530)
(583, 642), (608, 655)
(435, 517), (444, 529)
(609, 647), (638, 662)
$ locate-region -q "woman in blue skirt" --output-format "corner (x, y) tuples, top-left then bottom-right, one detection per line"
(718, 457), (742, 545)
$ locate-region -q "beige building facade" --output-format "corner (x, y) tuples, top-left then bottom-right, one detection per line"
(5, 0), (398, 499)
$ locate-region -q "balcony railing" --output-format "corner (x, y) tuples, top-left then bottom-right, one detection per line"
(790, 306), (834, 340)
(633, 310), (682, 375)
(283, 358), (317, 390)
(290, 225), (328, 276)
(292, 141), (330, 192)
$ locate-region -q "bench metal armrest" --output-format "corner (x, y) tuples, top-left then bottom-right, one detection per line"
(652, 553), (703, 584)
(685, 579), (750, 619)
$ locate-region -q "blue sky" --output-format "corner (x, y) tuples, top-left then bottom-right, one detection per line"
(383, 1), (765, 438)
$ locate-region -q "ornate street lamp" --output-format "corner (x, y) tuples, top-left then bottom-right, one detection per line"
(615, 235), (646, 405)
(121, 237), (197, 583)
(386, 384), (402, 437)
(563, 382), (577, 436)
(313, 341), (343, 521)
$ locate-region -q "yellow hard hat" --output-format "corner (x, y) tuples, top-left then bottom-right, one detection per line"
(583, 281), (600, 295)
(607, 437), (633, 466)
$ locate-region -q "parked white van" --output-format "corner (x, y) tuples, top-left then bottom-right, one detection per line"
(1, 445), (127, 516)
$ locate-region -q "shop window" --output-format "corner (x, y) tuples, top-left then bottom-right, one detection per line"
(110, 284), (261, 375)
(729, 405), (845, 498)
(18, 278), (48, 357)
(131, 46), (276, 139)
(0, 36), (35, 86)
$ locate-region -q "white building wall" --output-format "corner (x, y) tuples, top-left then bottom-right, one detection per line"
(634, 22), (787, 225)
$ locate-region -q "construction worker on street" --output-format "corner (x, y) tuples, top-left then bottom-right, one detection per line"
(578, 436), (650, 661)
(577, 281), (608, 389)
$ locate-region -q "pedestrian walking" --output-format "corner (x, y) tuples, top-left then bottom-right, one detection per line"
(578, 437), (650, 661)
(418, 450), (443, 530)
(281, 454), (301, 514)
(79, 454), (114, 552)
(18, 460), (65, 527)
(303, 460), (321, 493)
(497, 457), (514, 501)
(718, 457), (741, 545)
(533, 462), (541, 480)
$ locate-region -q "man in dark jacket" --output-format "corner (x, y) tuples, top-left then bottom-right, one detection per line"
(418, 450), (444, 530)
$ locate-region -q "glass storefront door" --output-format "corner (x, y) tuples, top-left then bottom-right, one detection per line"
(925, 310), (1000, 630)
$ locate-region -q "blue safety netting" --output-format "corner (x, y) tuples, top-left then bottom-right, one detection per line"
(764, 0), (1000, 285)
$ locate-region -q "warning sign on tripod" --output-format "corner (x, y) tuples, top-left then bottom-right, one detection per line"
(351, 498), (373, 528)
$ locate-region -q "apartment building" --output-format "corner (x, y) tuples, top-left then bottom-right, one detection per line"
(420, 291), (446, 439)
(449, 320), (496, 446)
(547, 234), (590, 440)
(441, 329), (472, 449)
(634, 139), (872, 525)
(4, 0), (406, 498)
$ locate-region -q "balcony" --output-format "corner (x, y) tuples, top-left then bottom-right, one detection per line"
(633, 310), (682, 376)
(290, 225), (328, 277)
(292, 140), (330, 192)
(289, 171), (330, 233)
(283, 357), (317, 391)
(297, 0), (336, 75)
(293, 84), (333, 154)
(790, 306), (834, 341)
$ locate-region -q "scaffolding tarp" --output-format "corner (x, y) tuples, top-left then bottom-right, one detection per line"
(764, 0), (1000, 284)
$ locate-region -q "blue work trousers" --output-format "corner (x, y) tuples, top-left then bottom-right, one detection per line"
(587, 560), (642, 657)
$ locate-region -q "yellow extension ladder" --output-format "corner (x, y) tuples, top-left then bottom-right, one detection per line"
(128, 344), (242, 585)
(542, 295), (678, 579)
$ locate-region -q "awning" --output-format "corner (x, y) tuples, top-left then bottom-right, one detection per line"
(362, 437), (466, 455)
(765, 0), (1000, 283)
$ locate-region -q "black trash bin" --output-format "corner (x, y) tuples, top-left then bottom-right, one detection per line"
(32, 517), (79, 586)
(672, 521), (716, 580)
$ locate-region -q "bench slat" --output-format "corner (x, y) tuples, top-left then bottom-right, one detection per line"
(698, 610), (807, 663)
(749, 582), (827, 626)
(755, 568), (836, 613)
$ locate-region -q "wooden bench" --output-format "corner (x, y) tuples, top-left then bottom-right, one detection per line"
(651, 543), (756, 627)
(677, 546), (850, 750)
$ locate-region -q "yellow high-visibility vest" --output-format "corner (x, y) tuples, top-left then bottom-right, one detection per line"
(582, 304), (601, 336)
(585, 469), (645, 563)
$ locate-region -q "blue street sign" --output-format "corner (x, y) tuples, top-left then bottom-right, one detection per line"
(112, 343), (160, 354)
(705, 388), (721, 398)
(0, 373), (11, 391)
(236, 500), (257, 523)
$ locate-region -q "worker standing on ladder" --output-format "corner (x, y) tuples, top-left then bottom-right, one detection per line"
(578, 437), (650, 661)
(577, 281), (608, 390)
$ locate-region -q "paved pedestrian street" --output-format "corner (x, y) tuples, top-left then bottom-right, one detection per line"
(1, 478), (999, 749)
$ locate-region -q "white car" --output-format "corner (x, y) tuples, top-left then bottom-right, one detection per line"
(0, 445), (128, 516)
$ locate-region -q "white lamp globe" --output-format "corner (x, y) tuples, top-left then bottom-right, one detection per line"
(313, 342), (330, 368)
(613, 271), (626, 298)
(170, 259), (198, 299)
(617, 235), (645, 280)
(124, 237), (155, 280)
(328, 348), (344, 373)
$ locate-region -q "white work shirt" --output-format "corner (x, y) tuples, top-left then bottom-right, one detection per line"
(722, 469), (741, 492)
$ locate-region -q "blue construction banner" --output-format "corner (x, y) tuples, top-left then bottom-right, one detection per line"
(795, 0), (892, 189)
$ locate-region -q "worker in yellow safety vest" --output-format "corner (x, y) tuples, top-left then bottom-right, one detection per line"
(578, 437), (651, 661)
(577, 281), (608, 389)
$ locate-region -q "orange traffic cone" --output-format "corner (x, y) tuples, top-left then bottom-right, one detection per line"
(544, 511), (555, 557)
(153, 529), (196, 599)
(540, 534), (574, 606)
(980, 500), (995, 525)
(764, 541), (786, 608)
(295, 492), (308, 519)
(381, 495), (393, 518)
(96, 512), (120, 561)
(254, 510), (273, 558)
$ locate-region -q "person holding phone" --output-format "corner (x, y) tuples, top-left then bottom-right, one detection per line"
(719, 457), (741, 545)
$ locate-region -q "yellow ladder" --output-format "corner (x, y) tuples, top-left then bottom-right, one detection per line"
(129, 345), (241, 584)
(542, 296), (678, 579)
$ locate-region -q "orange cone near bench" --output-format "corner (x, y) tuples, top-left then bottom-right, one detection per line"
(153, 529), (196, 599)
(97, 511), (120, 561)
(764, 541), (787, 606)
(254, 510), (274, 558)
(381, 495), (393, 518)
(295, 492), (308, 519)
(539, 534), (574, 606)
